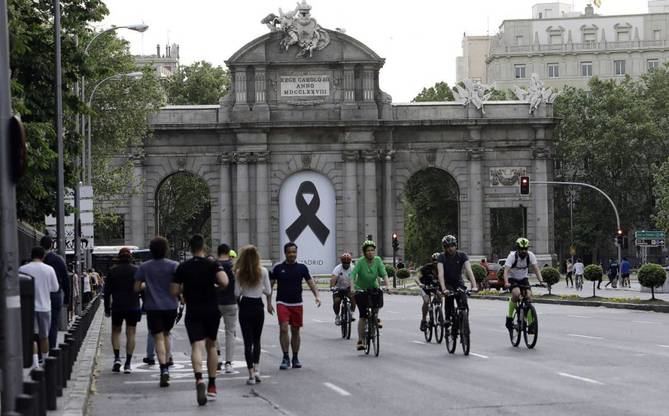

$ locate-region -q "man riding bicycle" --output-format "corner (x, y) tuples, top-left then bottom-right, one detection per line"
(350, 240), (391, 351)
(416, 253), (441, 332)
(436, 235), (478, 325)
(330, 252), (356, 325)
(503, 237), (545, 333)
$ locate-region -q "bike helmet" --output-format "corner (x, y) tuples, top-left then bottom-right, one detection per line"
(515, 237), (530, 250)
(431, 252), (440, 261)
(441, 235), (457, 246)
(340, 252), (352, 263)
(361, 239), (376, 252)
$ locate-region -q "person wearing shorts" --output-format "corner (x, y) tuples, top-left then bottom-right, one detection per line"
(104, 247), (141, 373)
(134, 236), (179, 388)
(271, 242), (321, 370)
(172, 234), (228, 406)
(19, 247), (59, 368)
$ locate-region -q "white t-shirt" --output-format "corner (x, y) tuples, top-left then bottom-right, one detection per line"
(234, 267), (272, 299)
(19, 261), (60, 312)
(331, 264), (352, 289)
(82, 273), (91, 293)
(504, 251), (537, 280)
(573, 262), (585, 275)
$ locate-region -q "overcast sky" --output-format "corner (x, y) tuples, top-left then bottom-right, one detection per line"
(101, 0), (648, 102)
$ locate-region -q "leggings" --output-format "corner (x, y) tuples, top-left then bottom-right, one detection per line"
(238, 297), (265, 369)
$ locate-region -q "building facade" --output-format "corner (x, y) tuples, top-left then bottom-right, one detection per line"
(456, 35), (492, 84)
(134, 43), (180, 78)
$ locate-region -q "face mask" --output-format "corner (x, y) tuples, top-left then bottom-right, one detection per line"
(518, 251), (528, 259)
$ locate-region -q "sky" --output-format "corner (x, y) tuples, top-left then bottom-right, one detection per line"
(101, 0), (648, 102)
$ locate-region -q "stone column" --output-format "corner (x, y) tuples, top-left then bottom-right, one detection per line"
(343, 65), (355, 103)
(235, 152), (250, 246)
(129, 152), (145, 247)
(363, 150), (378, 243)
(343, 150), (359, 253)
(234, 69), (247, 104)
(467, 148), (485, 257)
(383, 151), (394, 258)
(533, 145), (551, 256)
(218, 153), (233, 245)
(256, 152), (270, 259)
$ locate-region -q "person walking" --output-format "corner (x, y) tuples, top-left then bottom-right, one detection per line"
(82, 269), (93, 308)
(605, 258), (619, 288)
(134, 236), (179, 388)
(104, 248), (141, 374)
(172, 234), (229, 405)
(216, 243), (238, 373)
(40, 236), (69, 349)
(234, 245), (273, 385)
(19, 247), (59, 368)
(620, 257), (631, 288)
(271, 242), (321, 370)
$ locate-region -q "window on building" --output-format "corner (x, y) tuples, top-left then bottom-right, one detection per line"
(515, 35), (524, 45)
(648, 59), (660, 71)
(654, 30), (662, 41)
(616, 31), (630, 42)
(614, 60), (626, 75)
(514, 64), (526, 79)
(548, 63), (559, 78)
(581, 61), (593, 77)
(550, 34), (562, 44)
(583, 32), (597, 42)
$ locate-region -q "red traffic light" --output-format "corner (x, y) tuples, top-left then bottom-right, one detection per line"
(520, 176), (530, 195)
(392, 233), (398, 240)
(617, 229), (623, 235)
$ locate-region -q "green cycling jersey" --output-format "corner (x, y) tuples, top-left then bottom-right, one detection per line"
(350, 255), (387, 291)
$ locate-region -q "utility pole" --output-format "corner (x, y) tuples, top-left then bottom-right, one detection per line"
(54, 0), (65, 256)
(1, 0), (26, 411)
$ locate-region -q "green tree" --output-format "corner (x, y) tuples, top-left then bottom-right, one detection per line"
(412, 81), (454, 102)
(638, 263), (667, 300)
(541, 267), (561, 295)
(583, 264), (603, 298)
(163, 61), (230, 105)
(653, 156), (669, 232)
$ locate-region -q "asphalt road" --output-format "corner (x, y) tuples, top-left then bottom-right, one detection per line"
(90, 292), (669, 415)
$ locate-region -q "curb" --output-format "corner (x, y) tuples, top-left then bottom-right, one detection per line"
(51, 305), (105, 416)
(470, 295), (669, 313)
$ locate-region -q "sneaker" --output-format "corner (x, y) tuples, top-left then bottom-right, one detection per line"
(207, 384), (217, 401)
(419, 320), (427, 332)
(167, 357), (174, 367)
(123, 363), (132, 374)
(112, 359), (121, 373)
(356, 341), (365, 351)
(217, 362), (222, 371)
(246, 377), (256, 385)
(280, 357), (290, 370)
(292, 357), (302, 369)
(377, 319), (383, 329)
(160, 372), (170, 388)
(224, 362), (234, 374)
(142, 357), (156, 366)
(505, 317), (514, 331)
(196, 380), (207, 406)
(335, 316), (341, 326)
(254, 371), (262, 384)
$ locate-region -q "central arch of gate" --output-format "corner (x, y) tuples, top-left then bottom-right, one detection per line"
(121, 15), (557, 271)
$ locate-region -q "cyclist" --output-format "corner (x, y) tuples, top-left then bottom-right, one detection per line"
(415, 253), (440, 332)
(437, 235), (478, 326)
(330, 252), (356, 325)
(503, 237), (545, 333)
(350, 240), (391, 351)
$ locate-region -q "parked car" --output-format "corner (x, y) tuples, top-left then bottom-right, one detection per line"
(485, 263), (505, 290)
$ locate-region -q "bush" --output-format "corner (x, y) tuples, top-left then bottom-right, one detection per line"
(542, 267), (560, 295)
(584, 264), (603, 297)
(385, 265), (396, 278)
(638, 263), (667, 300)
(396, 268), (411, 279)
(471, 264), (487, 284)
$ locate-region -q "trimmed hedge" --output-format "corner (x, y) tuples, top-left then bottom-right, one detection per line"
(638, 263), (667, 300)
(584, 264), (603, 297)
(396, 268), (411, 279)
(385, 265), (396, 278)
(542, 266), (560, 295)
(471, 263), (488, 284)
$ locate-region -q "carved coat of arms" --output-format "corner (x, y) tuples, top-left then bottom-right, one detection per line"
(261, 1), (331, 58)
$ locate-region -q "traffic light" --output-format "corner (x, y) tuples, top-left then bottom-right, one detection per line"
(392, 233), (399, 251)
(616, 229), (624, 245)
(520, 176), (530, 195)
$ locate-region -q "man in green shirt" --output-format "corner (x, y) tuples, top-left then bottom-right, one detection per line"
(350, 240), (391, 351)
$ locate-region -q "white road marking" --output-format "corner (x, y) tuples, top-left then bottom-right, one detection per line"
(567, 315), (589, 319)
(323, 382), (351, 396)
(632, 320), (657, 325)
(657, 344), (669, 348)
(568, 333), (604, 340)
(386, 311), (399, 314)
(261, 349), (269, 353)
(411, 340), (426, 345)
(312, 319), (327, 323)
(558, 372), (604, 385)
(470, 353), (489, 359)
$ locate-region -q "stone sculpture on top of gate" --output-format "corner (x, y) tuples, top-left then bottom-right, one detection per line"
(261, 1), (331, 58)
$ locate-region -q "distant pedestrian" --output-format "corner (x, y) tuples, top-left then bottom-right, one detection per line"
(19, 247), (59, 368)
(235, 245), (273, 385)
(134, 236), (179, 388)
(565, 259), (574, 288)
(216, 243), (237, 373)
(620, 257), (631, 287)
(172, 234), (228, 405)
(40, 236), (69, 349)
(573, 258), (585, 291)
(271, 242), (321, 370)
(104, 248), (141, 374)
(605, 258), (619, 288)
(82, 269), (93, 308)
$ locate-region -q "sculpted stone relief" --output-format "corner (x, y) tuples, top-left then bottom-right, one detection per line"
(490, 167), (528, 186)
(262, 1), (331, 58)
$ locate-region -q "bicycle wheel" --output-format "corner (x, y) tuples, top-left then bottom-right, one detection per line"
(373, 315), (380, 357)
(365, 315), (372, 355)
(509, 308), (522, 347)
(460, 309), (470, 356)
(345, 306), (352, 340)
(340, 305), (349, 339)
(434, 305), (444, 344)
(523, 304), (538, 349)
(445, 314), (457, 354)
(424, 307), (434, 343)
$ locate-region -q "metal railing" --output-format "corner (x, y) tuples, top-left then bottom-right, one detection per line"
(495, 39), (668, 55)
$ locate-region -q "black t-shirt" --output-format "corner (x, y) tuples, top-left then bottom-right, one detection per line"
(419, 264), (438, 286)
(104, 263), (140, 312)
(174, 256), (223, 315)
(271, 261), (312, 305)
(437, 251), (469, 287)
(44, 251), (70, 303)
(216, 259), (236, 305)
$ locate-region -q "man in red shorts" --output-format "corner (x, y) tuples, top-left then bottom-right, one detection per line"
(271, 242), (321, 370)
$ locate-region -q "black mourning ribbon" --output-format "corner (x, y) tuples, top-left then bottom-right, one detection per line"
(286, 181), (330, 244)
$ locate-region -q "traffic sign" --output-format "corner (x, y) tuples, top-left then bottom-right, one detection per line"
(635, 230), (665, 240)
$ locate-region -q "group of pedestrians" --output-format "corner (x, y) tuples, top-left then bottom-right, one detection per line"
(564, 257), (631, 289)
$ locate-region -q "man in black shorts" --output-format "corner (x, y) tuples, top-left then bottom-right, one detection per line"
(104, 247), (141, 373)
(134, 236), (179, 388)
(172, 235), (229, 406)
(437, 235), (478, 325)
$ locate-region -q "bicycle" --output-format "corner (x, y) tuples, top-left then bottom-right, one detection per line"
(574, 274), (583, 291)
(357, 288), (383, 357)
(420, 284), (444, 344)
(507, 284), (542, 349)
(443, 287), (470, 356)
(331, 288), (353, 339)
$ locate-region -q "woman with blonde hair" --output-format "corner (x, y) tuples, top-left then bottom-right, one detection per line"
(234, 245), (273, 385)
